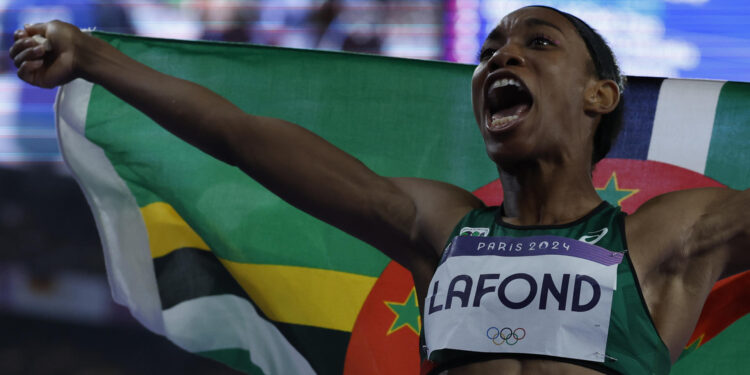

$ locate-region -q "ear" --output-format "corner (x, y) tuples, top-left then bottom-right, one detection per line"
(584, 79), (620, 115)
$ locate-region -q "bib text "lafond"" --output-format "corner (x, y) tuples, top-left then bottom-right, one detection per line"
(427, 272), (601, 314)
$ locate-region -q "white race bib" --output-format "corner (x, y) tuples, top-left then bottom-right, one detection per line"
(424, 235), (623, 363)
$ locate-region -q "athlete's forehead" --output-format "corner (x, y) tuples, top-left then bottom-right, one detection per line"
(485, 7), (574, 43)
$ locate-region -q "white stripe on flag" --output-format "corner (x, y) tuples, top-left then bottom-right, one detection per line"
(164, 295), (315, 375)
(56, 79), (166, 334)
(57, 81), (314, 374)
(647, 78), (726, 174)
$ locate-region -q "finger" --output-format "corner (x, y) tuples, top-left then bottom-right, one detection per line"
(13, 28), (29, 41)
(17, 59), (44, 83)
(9, 37), (37, 59)
(13, 45), (46, 69)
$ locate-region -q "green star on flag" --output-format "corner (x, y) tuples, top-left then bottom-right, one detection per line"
(384, 288), (421, 335)
(596, 172), (639, 206)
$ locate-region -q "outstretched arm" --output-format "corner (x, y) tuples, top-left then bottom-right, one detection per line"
(10, 21), (482, 269)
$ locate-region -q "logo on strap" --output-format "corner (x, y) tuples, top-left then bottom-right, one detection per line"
(578, 228), (609, 245)
(460, 227), (489, 237)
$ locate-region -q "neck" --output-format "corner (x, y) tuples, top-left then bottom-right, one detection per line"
(499, 158), (602, 226)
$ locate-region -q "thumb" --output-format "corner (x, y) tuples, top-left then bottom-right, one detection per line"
(24, 22), (48, 37)
(31, 35), (52, 52)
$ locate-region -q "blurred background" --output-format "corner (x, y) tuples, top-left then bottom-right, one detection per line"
(0, 0), (747, 373)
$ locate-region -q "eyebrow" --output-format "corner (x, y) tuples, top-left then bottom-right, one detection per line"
(485, 17), (565, 42)
(524, 18), (564, 34)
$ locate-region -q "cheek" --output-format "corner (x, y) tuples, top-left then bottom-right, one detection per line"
(542, 75), (586, 112)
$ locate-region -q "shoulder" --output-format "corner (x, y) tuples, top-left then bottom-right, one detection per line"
(627, 187), (738, 235)
(625, 187), (739, 277)
(388, 177), (485, 260)
(627, 188), (735, 228)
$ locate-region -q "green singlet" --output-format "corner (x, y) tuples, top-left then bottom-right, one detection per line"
(421, 202), (671, 375)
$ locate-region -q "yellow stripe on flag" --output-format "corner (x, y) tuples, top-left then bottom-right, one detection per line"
(141, 202), (211, 258)
(139, 201), (376, 332)
(220, 260), (377, 332)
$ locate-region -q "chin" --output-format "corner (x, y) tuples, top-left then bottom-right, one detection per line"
(485, 142), (535, 171)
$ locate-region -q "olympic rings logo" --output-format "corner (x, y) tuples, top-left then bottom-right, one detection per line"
(486, 327), (526, 345)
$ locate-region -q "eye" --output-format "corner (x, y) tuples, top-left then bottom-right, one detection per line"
(528, 35), (557, 49)
(478, 48), (496, 61)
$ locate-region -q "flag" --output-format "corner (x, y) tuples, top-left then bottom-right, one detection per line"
(55, 32), (749, 374)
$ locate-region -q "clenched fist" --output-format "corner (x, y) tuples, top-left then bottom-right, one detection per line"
(9, 21), (88, 88)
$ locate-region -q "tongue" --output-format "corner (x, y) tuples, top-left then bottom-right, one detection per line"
(491, 104), (529, 127)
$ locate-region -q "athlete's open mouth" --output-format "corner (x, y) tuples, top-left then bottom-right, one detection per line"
(485, 73), (533, 132)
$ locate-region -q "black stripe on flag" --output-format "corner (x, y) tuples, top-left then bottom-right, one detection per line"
(153, 247), (349, 374)
(609, 76), (665, 160)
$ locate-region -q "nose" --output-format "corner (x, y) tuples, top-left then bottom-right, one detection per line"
(487, 45), (525, 71)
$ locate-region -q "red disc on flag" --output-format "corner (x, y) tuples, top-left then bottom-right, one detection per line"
(472, 159), (725, 211)
(591, 159), (725, 213)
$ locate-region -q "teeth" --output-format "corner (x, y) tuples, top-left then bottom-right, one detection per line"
(492, 78), (521, 90)
(491, 114), (519, 127)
